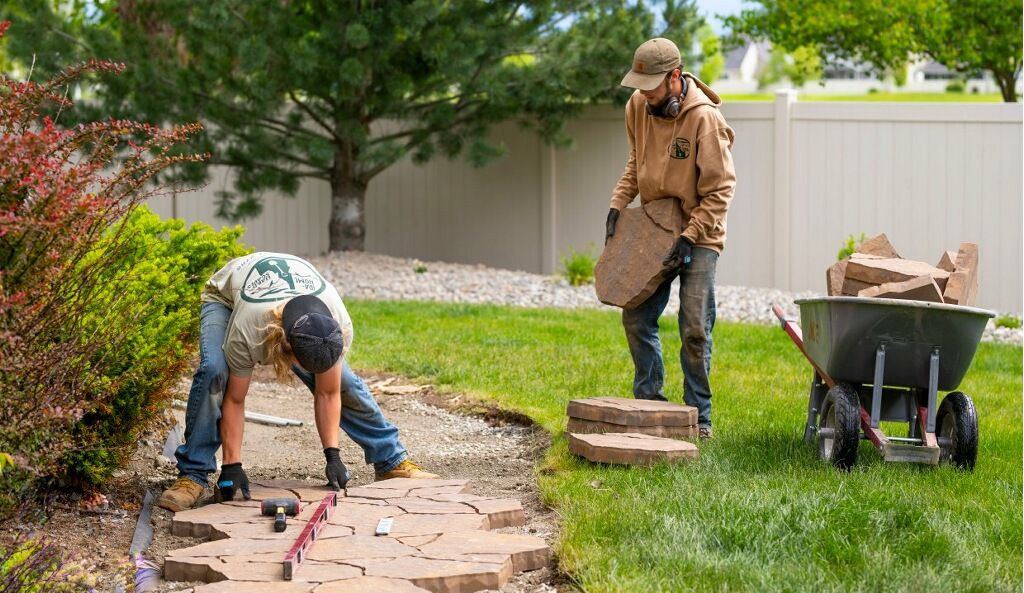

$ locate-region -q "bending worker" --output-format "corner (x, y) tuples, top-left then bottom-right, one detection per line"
(158, 252), (437, 511)
(605, 38), (737, 440)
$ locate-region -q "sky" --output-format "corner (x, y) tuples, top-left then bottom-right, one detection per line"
(693, 0), (747, 33)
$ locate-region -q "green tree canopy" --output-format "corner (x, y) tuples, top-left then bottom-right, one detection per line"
(3, 0), (705, 250)
(697, 24), (725, 83)
(725, 0), (1022, 102)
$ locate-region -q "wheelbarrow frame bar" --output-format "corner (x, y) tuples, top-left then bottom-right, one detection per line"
(772, 304), (940, 462)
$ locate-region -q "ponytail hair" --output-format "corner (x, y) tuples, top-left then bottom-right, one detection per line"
(260, 303), (294, 384)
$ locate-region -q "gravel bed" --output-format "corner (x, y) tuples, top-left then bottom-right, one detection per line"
(308, 251), (1022, 345)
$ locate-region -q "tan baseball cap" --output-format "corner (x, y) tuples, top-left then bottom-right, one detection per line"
(620, 38), (681, 91)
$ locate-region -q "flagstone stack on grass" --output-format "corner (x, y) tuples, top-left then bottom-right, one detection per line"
(826, 234), (980, 306)
(566, 397), (699, 464)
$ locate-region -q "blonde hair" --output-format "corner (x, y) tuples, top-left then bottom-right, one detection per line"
(260, 303), (294, 384)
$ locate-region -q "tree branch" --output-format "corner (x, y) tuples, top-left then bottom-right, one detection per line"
(288, 91), (343, 143)
(208, 155), (330, 181)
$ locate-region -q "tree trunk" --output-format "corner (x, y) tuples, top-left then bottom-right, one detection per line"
(329, 149), (368, 251)
(329, 171), (368, 252)
(994, 69), (1018, 103)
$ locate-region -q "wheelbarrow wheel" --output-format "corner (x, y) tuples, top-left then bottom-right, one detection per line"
(818, 383), (860, 470)
(937, 391), (978, 471)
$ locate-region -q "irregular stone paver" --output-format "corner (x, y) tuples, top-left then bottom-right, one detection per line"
(307, 535), (418, 561)
(567, 397), (697, 427)
(417, 493), (525, 527)
(163, 479), (549, 592)
(354, 556), (512, 593)
(386, 497), (477, 514)
(418, 532), (551, 573)
(388, 513), (490, 537)
(186, 582), (315, 593)
(312, 577), (433, 592)
(568, 432), (699, 465)
(566, 417), (698, 440)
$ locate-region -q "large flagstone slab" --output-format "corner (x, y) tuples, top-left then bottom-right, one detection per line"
(568, 432), (699, 465)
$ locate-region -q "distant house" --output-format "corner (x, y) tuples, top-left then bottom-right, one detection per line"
(721, 40), (771, 82)
(821, 57), (876, 80)
(713, 40), (1003, 94)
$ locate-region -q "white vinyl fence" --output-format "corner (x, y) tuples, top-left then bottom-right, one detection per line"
(148, 94), (1023, 313)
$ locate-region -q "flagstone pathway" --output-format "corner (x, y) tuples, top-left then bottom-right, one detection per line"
(165, 478), (550, 593)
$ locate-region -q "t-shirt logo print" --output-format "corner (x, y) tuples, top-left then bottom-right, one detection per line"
(241, 256), (325, 303)
(671, 138), (690, 160)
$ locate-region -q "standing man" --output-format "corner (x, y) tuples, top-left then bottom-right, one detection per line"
(605, 38), (736, 439)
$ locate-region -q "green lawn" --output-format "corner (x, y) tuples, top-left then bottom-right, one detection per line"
(347, 300), (1023, 593)
(722, 92), (1004, 102)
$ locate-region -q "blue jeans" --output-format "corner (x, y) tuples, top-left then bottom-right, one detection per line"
(621, 247), (718, 426)
(175, 302), (408, 486)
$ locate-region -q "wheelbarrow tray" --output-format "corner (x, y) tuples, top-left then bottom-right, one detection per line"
(795, 297), (994, 391)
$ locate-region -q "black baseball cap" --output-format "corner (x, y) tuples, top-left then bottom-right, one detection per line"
(282, 295), (344, 374)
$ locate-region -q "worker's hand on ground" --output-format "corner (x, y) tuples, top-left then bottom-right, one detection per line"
(605, 208), (620, 245)
(216, 462), (251, 502)
(324, 447), (350, 491)
(663, 236), (694, 271)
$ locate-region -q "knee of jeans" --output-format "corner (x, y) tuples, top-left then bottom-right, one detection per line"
(681, 327), (707, 358)
(204, 363), (228, 399)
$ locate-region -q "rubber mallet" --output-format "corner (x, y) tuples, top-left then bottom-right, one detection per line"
(261, 497), (301, 532)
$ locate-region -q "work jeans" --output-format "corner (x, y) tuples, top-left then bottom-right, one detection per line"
(621, 247), (718, 426)
(175, 302), (407, 487)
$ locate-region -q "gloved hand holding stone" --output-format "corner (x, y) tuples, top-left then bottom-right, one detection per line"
(216, 462), (251, 502)
(605, 208), (620, 245)
(663, 235), (693, 271)
(324, 447), (351, 491)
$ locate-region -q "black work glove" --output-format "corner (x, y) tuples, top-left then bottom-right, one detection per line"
(662, 236), (694, 271)
(216, 462), (251, 502)
(324, 447), (351, 491)
(605, 208), (620, 245)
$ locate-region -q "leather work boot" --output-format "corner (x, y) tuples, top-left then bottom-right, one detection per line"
(157, 477), (205, 512)
(375, 459), (439, 481)
(698, 425), (714, 441)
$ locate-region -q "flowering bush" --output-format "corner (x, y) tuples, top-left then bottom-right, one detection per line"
(0, 20), (246, 506)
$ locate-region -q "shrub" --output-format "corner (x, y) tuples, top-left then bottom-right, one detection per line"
(0, 535), (95, 592)
(59, 207), (247, 486)
(560, 245), (597, 286)
(0, 21), (245, 506)
(995, 314), (1021, 329)
(945, 79), (966, 93)
(837, 233), (868, 261)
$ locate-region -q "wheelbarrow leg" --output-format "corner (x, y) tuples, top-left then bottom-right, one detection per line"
(805, 372), (827, 443)
(870, 345), (886, 429)
(927, 348), (940, 433)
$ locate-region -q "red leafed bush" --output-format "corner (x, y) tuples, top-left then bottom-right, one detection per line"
(0, 20), (215, 507)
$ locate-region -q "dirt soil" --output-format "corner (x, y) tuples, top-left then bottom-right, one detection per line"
(8, 367), (566, 593)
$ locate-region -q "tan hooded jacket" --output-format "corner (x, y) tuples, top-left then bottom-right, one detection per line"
(609, 73), (736, 253)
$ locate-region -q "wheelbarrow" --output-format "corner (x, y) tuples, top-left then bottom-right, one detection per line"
(771, 297), (994, 471)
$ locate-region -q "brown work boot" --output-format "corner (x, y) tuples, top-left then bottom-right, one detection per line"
(375, 459), (439, 481)
(157, 477), (205, 512)
(698, 425), (713, 441)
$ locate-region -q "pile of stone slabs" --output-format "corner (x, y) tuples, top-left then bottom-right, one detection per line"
(165, 479), (550, 593)
(566, 397), (699, 465)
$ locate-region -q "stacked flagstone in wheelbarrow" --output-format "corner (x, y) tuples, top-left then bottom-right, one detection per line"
(165, 479), (550, 593)
(566, 397), (699, 465)
(826, 233), (980, 306)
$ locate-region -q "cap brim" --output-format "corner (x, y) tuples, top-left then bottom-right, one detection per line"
(620, 70), (665, 91)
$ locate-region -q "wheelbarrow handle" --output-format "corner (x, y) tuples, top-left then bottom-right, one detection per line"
(771, 302), (791, 327)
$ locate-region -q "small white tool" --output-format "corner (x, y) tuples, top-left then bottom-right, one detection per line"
(375, 517), (393, 536)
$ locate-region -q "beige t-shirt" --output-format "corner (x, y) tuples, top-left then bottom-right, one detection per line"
(201, 252), (354, 377)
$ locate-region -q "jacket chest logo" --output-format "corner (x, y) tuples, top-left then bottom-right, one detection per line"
(670, 137), (690, 160)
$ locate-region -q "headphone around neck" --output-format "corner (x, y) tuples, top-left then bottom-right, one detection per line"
(647, 71), (688, 119)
